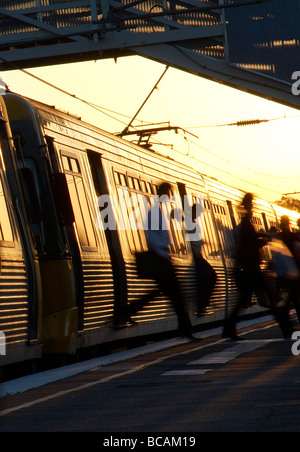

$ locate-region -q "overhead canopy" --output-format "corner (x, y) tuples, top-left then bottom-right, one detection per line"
(0, 0), (299, 108)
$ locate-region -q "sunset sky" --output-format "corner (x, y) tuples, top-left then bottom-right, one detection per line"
(3, 55), (300, 203)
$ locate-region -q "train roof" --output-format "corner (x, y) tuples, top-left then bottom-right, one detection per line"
(7, 93), (245, 186)
(4, 92), (296, 217)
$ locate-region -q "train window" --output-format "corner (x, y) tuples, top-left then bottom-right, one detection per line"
(62, 153), (97, 249)
(116, 175), (188, 255)
(212, 204), (226, 216)
(114, 171), (127, 187)
(207, 200), (236, 258)
(66, 173), (97, 249)
(113, 172), (188, 255)
(204, 199), (210, 210)
(120, 173), (127, 187)
(169, 210), (187, 256)
(128, 176), (134, 189)
(215, 212), (235, 258)
(70, 158), (81, 174)
(251, 216), (263, 231)
(113, 172), (153, 253)
(199, 209), (219, 259)
(146, 182), (152, 194)
(116, 187), (146, 252)
(133, 178), (140, 191)
(190, 194), (219, 259)
(62, 155), (71, 171)
(140, 180), (146, 192)
(62, 156), (81, 174)
(0, 177), (13, 243)
(114, 172), (120, 185)
(212, 204), (226, 215)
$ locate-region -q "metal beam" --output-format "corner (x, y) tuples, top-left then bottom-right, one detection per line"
(0, 0), (224, 66)
(0, 0), (298, 110)
(0, 7), (87, 42)
(0, 26), (224, 69)
(132, 43), (299, 109)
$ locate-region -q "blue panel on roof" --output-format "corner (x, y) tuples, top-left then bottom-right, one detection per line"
(225, 0), (300, 83)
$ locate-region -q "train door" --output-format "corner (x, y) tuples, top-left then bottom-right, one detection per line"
(58, 147), (115, 334)
(3, 94), (80, 355)
(0, 100), (43, 365)
(11, 133), (77, 356)
(0, 162), (41, 365)
(189, 187), (240, 317)
(111, 167), (169, 322)
(113, 172), (191, 323)
(86, 150), (128, 325)
(210, 201), (236, 261)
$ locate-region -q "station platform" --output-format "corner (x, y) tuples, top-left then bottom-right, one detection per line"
(1, 314), (300, 433)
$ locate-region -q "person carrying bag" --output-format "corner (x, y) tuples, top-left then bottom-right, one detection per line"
(123, 182), (199, 340)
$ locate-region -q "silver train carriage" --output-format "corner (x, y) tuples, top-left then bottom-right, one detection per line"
(0, 96), (42, 367)
(1, 92), (299, 368)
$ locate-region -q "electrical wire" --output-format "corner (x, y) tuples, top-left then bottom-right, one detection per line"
(1, 59), (154, 129)
(17, 68), (139, 127)
(150, 132), (285, 196)
(184, 115), (300, 129)
(6, 62), (296, 196)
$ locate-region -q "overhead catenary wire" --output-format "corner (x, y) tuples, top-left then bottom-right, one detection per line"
(184, 115), (300, 129)
(5, 62), (298, 197)
(154, 141), (284, 196)
(14, 68), (142, 127)
(151, 131), (288, 197)
(0, 55), (154, 128)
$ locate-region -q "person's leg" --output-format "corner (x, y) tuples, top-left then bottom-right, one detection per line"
(222, 290), (248, 339)
(156, 258), (193, 337)
(126, 289), (161, 317)
(261, 274), (293, 339)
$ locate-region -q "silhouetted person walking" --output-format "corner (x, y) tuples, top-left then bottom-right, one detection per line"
(119, 182), (199, 341)
(278, 215), (300, 325)
(222, 193), (288, 340)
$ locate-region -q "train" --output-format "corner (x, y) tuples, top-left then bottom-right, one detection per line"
(0, 92), (299, 370)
